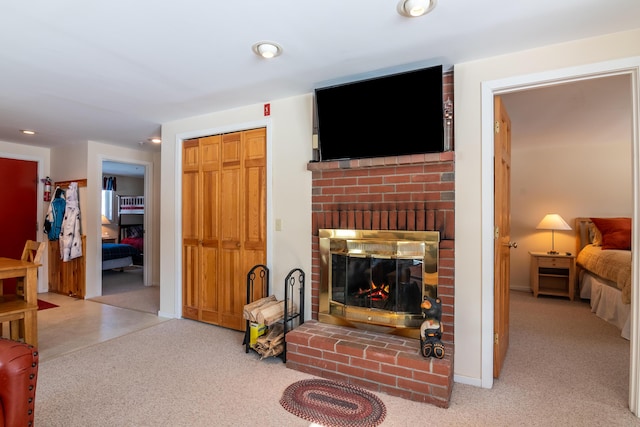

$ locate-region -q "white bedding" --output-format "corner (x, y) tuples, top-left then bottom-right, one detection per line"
(576, 244), (631, 304)
(580, 271), (630, 340)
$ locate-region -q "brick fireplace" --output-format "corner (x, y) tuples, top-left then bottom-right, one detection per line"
(285, 147), (455, 407)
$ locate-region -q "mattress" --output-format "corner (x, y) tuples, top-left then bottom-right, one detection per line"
(576, 244), (631, 304)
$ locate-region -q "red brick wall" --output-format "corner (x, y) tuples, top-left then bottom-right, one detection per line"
(306, 151), (455, 343)
(291, 70), (456, 407)
(286, 321), (453, 407)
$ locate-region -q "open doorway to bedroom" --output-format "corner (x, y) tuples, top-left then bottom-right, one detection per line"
(488, 68), (635, 410)
(93, 160), (158, 314)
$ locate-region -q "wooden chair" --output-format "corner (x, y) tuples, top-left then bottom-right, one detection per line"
(16, 240), (45, 297)
(0, 240), (44, 346)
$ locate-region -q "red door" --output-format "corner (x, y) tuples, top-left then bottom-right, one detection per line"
(0, 158), (38, 292)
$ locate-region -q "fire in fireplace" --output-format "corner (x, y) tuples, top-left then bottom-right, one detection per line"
(318, 229), (439, 339)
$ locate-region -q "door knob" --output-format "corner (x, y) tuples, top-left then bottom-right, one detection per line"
(508, 241), (518, 248)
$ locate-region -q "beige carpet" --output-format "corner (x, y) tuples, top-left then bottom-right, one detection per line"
(90, 267), (159, 314)
(34, 291), (638, 426)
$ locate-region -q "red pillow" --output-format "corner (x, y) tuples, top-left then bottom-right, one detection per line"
(590, 217), (632, 250)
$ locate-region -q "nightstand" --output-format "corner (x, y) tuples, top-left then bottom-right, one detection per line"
(529, 252), (576, 300)
(102, 237), (116, 244)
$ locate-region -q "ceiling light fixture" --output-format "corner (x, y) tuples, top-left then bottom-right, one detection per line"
(150, 138), (161, 144)
(20, 129), (36, 135)
(252, 41), (282, 59)
(397, 0), (437, 17)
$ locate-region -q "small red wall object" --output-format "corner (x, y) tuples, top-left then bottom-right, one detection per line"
(264, 103), (270, 116)
(42, 176), (52, 201)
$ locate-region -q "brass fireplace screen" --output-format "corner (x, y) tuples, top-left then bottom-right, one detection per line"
(318, 229), (439, 338)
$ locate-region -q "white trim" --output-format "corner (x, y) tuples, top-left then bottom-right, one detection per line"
(481, 57), (640, 415)
(98, 156), (154, 294)
(173, 119), (273, 318)
(453, 375), (482, 388)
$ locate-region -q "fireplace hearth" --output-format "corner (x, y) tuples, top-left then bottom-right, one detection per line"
(318, 229), (439, 339)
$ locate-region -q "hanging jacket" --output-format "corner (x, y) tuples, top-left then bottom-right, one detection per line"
(59, 182), (83, 261)
(43, 187), (66, 241)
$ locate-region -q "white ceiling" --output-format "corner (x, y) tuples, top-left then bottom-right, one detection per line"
(2, 1), (639, 152)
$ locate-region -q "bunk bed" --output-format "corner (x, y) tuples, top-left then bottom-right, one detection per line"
(101, 195), (144, 270)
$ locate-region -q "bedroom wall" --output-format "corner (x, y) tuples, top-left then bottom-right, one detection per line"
(101, 175), (145, 239)
(504, 77), (634, 291)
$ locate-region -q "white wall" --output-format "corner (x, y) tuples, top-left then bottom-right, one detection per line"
(159, 94), (313, 318)
(0, 140), (50, 292)
(454, 29), (640, 386)
(509, 141), (632, 291)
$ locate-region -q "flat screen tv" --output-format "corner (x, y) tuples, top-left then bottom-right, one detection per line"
(315, 64), (444, 162)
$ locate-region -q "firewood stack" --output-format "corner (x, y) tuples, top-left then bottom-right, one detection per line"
(243, 296), (297, 359)
(254, 323), (284, 359)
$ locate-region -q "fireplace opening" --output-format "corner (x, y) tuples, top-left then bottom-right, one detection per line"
(319, 229), (439, 339)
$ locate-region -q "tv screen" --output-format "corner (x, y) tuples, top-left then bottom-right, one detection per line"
(315, 65), (444, 162)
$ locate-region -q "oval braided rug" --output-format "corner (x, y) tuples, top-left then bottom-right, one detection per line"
(279, 379), (386, 427)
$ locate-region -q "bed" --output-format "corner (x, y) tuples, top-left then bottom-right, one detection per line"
(102, 242), (140, 270)
(575, 217), (632, 339)
(101, 195), (144, 270)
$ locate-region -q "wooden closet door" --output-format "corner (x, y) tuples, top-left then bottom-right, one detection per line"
(182, 139), (201, 320)
(182, 135), (222, 323)
(241, 128), (267, 280)
(219, 132), (243, 329)
(182, 128), (266, 330)
(220, 128), (267, 330)
(200, 135), (221, 324)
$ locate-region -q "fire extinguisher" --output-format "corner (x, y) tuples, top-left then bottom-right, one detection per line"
(42, 176), (52, 202)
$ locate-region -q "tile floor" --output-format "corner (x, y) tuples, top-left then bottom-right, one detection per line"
(36, 292), (169, 362)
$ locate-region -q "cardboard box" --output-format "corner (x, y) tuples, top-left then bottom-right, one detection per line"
(249, 322), (267, 347)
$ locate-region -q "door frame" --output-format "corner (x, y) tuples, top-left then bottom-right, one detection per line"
(98, 156), (153, 294)
(172, 119), (273, 318)
(480, 57), (640, 412)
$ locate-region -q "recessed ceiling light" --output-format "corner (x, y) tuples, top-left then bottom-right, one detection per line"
(150, 138), (161, 144)
(21, 129), (36, 135)
(252, 41), (282, 59)
(397, 0), (437, 17)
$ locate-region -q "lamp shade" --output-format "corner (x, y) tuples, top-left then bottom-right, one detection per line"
(536, 214), (571, 231)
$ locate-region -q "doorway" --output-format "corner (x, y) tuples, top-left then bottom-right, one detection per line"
(483, 59), (640, 412)
(97, 160), (156, 313)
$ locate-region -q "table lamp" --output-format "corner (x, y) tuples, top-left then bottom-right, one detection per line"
(536, 213), (571, 254)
